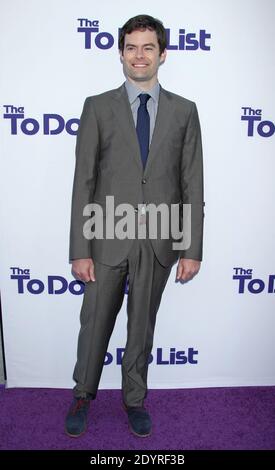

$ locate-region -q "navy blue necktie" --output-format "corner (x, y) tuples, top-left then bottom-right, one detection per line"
(136, 93), (150, 168)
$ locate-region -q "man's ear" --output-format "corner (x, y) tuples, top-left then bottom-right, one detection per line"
(160, 49), (167, 65)
(119, 50), (124, 63)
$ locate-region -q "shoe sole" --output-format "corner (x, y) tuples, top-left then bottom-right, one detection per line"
(128, 423), (152, 438)
(64, 424), (87, 438)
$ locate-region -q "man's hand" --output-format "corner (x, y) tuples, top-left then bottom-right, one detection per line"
(72, 258), (96, 283)
(176, 258), (201, 282)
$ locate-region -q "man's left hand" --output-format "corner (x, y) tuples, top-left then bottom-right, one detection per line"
(176, 258), (201, 282)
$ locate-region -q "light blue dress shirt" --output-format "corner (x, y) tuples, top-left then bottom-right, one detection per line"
(124, 80), (160, 145)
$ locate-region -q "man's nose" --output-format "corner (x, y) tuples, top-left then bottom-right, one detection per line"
(135, 48), (145, 59)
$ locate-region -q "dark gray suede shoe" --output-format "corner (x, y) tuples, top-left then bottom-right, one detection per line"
(126, 406), (152, 437)
(65, 397), (90, 437)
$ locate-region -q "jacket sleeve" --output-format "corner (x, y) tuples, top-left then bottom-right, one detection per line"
(180, 102), (204, 261)
(69, 98), (99, 261)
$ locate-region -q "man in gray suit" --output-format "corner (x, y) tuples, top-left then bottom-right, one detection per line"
(65, 14), (204, 438)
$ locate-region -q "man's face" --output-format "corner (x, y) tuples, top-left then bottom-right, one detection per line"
(120, 29), (166, 86)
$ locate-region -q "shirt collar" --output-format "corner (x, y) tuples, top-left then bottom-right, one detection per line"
(124, 79), (160, 105)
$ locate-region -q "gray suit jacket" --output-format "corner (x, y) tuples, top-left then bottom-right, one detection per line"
(69, 84), (204, 267)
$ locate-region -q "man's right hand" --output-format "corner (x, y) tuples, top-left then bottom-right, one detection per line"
(72, 258), (96, 282)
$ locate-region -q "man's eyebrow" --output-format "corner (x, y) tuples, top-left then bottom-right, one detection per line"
(125, 43), (157, 48)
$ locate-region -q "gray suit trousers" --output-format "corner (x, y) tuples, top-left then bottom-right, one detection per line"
(73, 237), (173, 407)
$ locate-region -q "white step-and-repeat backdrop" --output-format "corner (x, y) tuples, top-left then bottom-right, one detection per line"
(1, 0), (274, 389)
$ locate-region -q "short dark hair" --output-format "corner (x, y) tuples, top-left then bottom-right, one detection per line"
(119, 15), (167, 54)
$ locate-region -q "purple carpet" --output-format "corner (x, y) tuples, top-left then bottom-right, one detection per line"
(0, 386), (274, 450)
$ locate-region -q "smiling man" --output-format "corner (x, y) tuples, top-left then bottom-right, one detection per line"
(121, 28), (166, 87)
(66, 14), (204, 438)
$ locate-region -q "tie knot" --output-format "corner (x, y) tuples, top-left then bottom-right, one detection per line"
(139, 93), (150, 106)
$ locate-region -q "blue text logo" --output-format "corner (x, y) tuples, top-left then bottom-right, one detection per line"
(233, 267), (275, 294)
(104, 347), (198, 365)
(241, 107), (274, 137)
(77, 18), (211, 51)
(10, 267), (84, 295)
(3, 105), (79, 136)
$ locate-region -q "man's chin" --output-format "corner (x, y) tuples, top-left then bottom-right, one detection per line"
(129, 74), (151, 82)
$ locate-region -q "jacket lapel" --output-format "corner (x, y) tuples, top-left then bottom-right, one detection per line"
(110, 84), (143, 172)
(144, 87), (173, 176)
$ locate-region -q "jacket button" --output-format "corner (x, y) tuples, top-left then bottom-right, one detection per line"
(142, 178), (147, 184)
